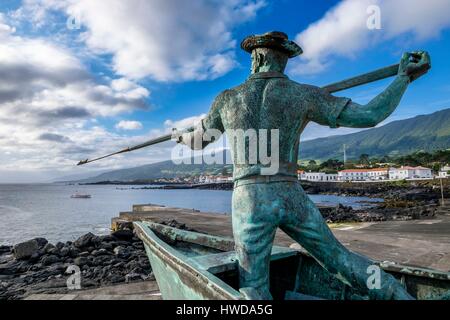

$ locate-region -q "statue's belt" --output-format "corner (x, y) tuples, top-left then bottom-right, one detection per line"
(234, 175), (298, 188)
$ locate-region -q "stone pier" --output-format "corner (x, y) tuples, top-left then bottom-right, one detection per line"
(114, 203), (450, 272)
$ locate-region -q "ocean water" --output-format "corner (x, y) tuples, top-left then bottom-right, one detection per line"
(0, 184), (381, 245)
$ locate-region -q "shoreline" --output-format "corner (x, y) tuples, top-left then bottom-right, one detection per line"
(0, 201), (444, 300)
(80, 179), (449, 200)
(0, 229), (153, 300)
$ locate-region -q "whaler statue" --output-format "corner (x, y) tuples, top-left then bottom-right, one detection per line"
(78, 32), (433, 300)
(176, 32), (430, 300)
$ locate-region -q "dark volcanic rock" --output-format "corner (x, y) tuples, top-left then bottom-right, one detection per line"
(41, 255), (60, 266)
(73, 233), (101, 249)
(74, 257), (89, 266)
(0, 246), (12, 255)
(111, 229), (134, 241)
(13, 240), (39, 260)
(2, 227), (163, 300)
(92, 249), (109, 256)
(59, 247), (70, 257)
(43, 243), (55, 253)
(125, 273), (142, 283)
(33, 238), (48, 249)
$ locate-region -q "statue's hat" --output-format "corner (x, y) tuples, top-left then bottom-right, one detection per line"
(241, 31), (303, 58)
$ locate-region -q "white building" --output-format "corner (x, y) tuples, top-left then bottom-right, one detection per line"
(338, 168), (388, 182)
(299, 172), (338, 182)
(389, 166), (433, 180)
(438, 165), (450, 178)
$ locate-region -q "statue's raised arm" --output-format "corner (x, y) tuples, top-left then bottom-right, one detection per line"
(176, 93), (225, 150)
(335, 51), (431, 128)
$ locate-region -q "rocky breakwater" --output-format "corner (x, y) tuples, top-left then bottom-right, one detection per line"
(0, 230), (152, 300)
(301, 180), (448, 202)
(320, 202), (437, 223)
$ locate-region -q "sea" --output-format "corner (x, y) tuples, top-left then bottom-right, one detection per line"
(0, 184), (382, 245)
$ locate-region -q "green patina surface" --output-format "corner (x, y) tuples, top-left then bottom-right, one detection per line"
(177, 31), (432, 300)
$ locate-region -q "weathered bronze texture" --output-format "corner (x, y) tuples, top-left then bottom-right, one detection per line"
(179, 31), (431, 300)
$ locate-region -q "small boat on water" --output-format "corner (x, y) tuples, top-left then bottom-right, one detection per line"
(134, 221), (450, 300)
(70, 193), (92, 199)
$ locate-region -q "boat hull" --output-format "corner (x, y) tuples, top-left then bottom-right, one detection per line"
(135, 221), (450, 300)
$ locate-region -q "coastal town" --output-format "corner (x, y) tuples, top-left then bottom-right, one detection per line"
(298, 166), (446, 182)
(143, 164), (450, 185)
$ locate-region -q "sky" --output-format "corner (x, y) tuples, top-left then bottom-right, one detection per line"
(0, 0), (450, 183)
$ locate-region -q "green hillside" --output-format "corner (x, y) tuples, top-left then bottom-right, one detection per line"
(79, 158), (232, 183)
(299, 108), (450, 161)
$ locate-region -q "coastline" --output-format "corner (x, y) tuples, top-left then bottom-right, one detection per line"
(80, 179), (449, 201)
(0, 230), (153, 300)
(1, 179), (446, 300)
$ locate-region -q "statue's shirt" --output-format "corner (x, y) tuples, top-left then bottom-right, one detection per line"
(202, 72), (351, 181)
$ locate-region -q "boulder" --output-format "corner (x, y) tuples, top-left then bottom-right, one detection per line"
(69, 247), (81, 258)
(99, 242), (113, 251)
(125, 273), (142, 283)
(99, 235), (116, 242)
(111, 229), (134, 241)
(113, 246), (128, 258)
(92, 249), (109, 257)
(33, 238), (48, 249)
(13, 240), (39, 260)
(55, 242), (65, 250)
(59, 247), (70, 257)
(0, 246), (12, 255)
(43, 243), (56, 253)
(74, 256), (89, 266)
(41, 255), (60, 266)
(73, 233), (100, 248)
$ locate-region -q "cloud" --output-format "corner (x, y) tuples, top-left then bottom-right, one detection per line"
(115, 120), (143, 131)
(0, 18), (151, 120)
(292, 0), (450, 75)
(0, 1), (266, 180)
(0, 16), (153, 180)
(17, 0), (265, 82)
(38, 133), (72, 143)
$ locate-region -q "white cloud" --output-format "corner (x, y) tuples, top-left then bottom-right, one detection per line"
(115, 120), (143, 131)
(0, 17), (153, 180)
(18, 0), (266, 82)
(292, 0), (450, 75)
(1, 0), (266, 181)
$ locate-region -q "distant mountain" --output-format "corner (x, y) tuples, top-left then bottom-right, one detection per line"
(299, 108), (450, 160)
(53, 170), (108, 183)
(77, 109), (450, 182)
(78, 155), (232, 183)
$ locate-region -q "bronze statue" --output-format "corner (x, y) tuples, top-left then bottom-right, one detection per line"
(178, 31), (431, 300)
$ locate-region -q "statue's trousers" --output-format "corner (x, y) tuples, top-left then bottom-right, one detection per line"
(232, 180), (413, 300)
